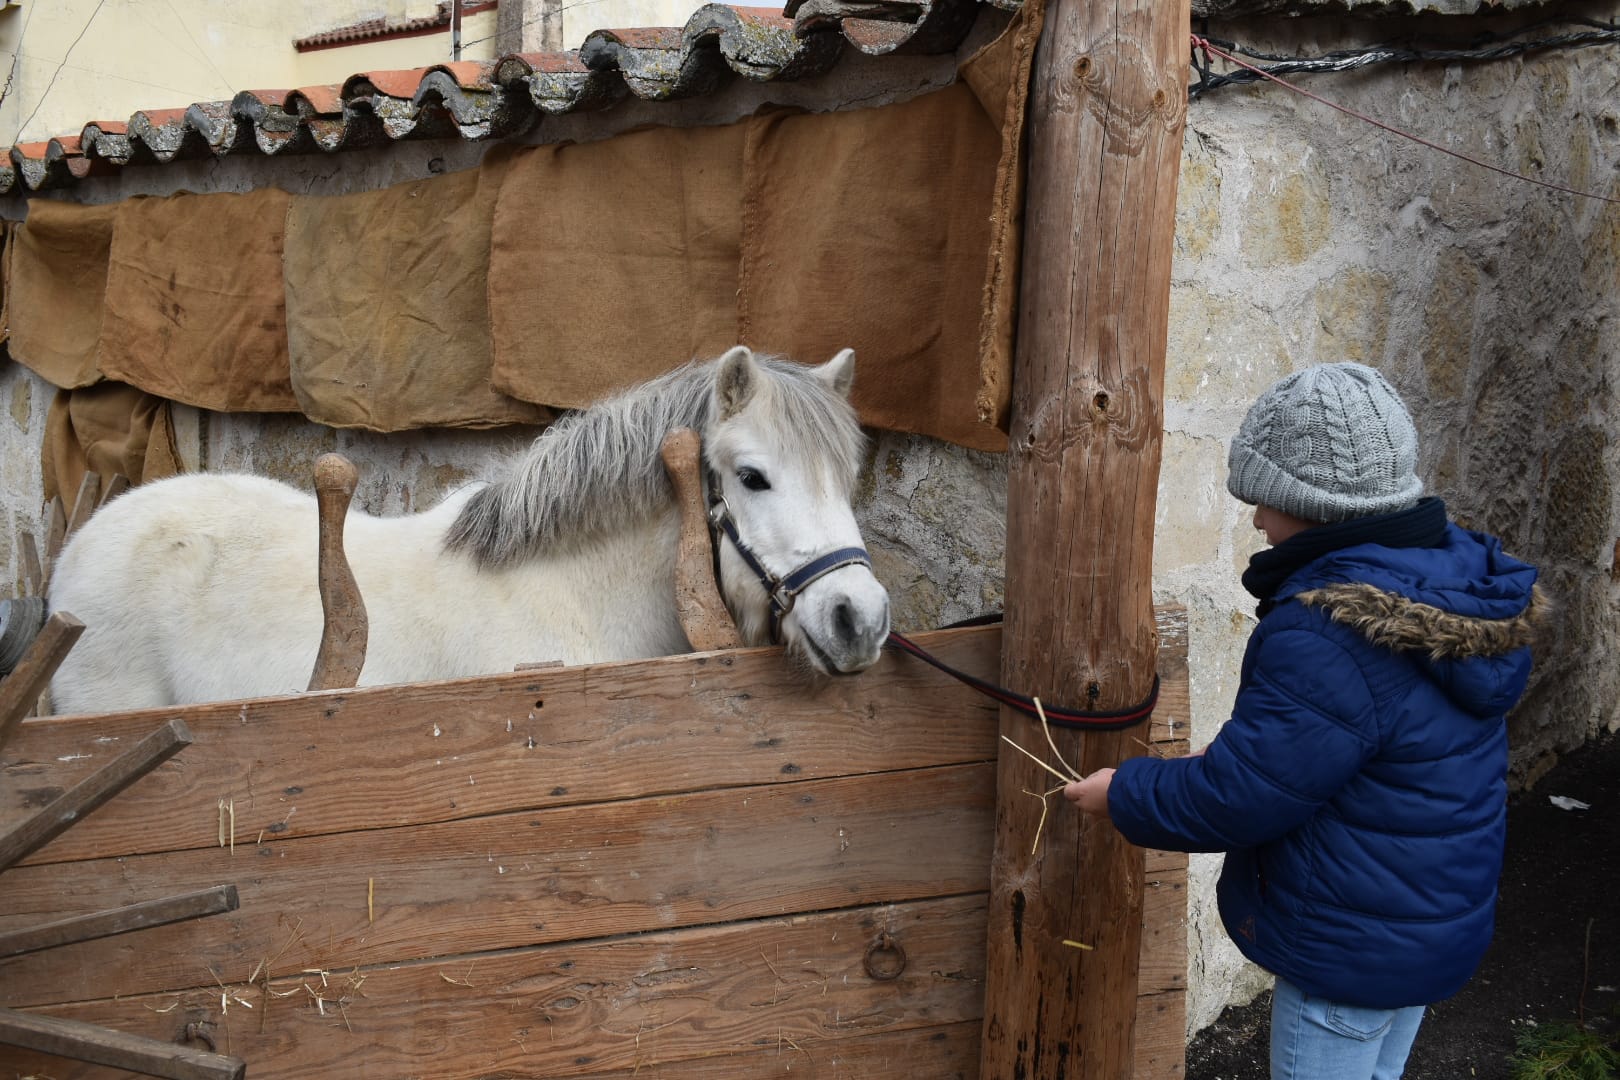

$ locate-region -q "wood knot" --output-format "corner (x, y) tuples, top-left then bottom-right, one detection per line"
(1072, 55), (1092, 79)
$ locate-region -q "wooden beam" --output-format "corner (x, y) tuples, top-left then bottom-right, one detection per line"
(17, 532), (44, 597)
(660, 428), (743, 652)
(0, 1008), (244, 1080)
(0, 626), (1002, 866)
(0, 611), (84, 753)
(307, 453), (368, 692)
(0, 717), (191, 872)
(43, 496), (67, 577)
(981, 0), (1189, 1074)
(65, 471), (101, 538)
(3, 764), (994, 1007)
(17, 896), (984, 1079)
(99, 473), (131, 508)
(0, 885), (238, 960)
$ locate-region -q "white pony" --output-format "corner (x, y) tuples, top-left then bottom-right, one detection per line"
(47, 347), (891, 714)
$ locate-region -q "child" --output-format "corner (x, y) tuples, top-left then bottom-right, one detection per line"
(1066, 362), (1543, 1079)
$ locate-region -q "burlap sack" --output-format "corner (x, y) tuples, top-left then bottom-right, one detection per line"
(4, 200), (118, 389)
(488, 123), (748, 409)
(98, 189), (299, 412)
(285, 155), (551, 431)
(42, 382), (181, 524)
(737, 84), (1006, 452)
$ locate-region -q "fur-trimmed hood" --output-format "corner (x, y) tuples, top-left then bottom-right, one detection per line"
(1278, 521), (1543, 718)
(1297, 581), (1549, 663)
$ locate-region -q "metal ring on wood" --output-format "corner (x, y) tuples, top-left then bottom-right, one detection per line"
(862, 931), (907, 981)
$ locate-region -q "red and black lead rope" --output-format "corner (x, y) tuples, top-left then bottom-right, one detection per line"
(883, 627), (1159, 732)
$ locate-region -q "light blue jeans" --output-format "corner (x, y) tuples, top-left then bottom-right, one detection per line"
(1270, 976), (1427, 1080)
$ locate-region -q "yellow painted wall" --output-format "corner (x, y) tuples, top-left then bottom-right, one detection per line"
(557, 0), (713, 51)
(292, 9), (499, 88)
(3, 1), (505, 146)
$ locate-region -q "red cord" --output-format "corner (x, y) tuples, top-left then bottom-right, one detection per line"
(1191, 34), (1619, 206)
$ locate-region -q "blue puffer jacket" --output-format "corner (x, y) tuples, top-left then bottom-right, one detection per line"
(1109, 523), (1541, 1008)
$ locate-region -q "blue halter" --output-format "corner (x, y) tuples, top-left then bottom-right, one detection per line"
(705, 486), (871, 644)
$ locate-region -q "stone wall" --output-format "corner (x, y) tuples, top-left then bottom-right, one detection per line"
(2, 4), (1617, 1038)
(1160, 11), (1620, 1027)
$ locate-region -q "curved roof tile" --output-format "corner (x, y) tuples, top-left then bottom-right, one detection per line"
(0, 0), (989, 196)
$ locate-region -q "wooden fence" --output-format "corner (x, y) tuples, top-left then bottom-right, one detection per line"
(0, 614), (1187, 1078)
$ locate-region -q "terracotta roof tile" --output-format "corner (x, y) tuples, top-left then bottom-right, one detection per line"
(0, 0), (992, 195)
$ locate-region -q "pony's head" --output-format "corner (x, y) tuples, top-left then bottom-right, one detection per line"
(703, 346), (890, 676)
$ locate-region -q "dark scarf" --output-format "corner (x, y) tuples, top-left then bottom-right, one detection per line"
(1243, 497), (1450, 616)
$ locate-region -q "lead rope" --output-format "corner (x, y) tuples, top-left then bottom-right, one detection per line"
(885, 622), (1158, 732)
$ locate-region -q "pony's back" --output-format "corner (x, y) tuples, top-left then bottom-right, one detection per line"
(48, 473), (331, 714)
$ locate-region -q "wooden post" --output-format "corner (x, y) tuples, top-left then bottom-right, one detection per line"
(979, 0), (1189, 1076)
(308, 453), (369, 692)
(660, 428), (744, 653)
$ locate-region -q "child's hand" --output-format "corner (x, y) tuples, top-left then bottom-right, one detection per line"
(1064, 768), (1115, 819)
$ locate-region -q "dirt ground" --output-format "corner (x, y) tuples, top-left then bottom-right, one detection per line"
(1187, 731), (1620, 1080)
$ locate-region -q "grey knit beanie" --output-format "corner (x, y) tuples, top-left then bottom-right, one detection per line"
(1226, 362), (1422, 523)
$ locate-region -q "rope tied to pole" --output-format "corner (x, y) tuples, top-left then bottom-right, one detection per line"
(885, 628), (1159, 731)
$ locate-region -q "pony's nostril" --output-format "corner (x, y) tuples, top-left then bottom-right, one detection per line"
(834, 600), (857, 642)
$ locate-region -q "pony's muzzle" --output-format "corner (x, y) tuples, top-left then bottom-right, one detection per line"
(820, 583), (890, 674)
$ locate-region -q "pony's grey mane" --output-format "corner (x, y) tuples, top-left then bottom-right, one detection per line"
(444, 354), (866, 566)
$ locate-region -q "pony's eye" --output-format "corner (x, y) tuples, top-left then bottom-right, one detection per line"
(737, 467), (771, 492)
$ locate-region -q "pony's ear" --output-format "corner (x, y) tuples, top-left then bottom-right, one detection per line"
(817, 348), (856, 399)
(714, 345), (757, 420)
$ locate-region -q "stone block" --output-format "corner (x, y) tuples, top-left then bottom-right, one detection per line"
(1421, 249), (1481, 403)
(1313, 266), (1394, 366)
(1154, 431), (1226, 573)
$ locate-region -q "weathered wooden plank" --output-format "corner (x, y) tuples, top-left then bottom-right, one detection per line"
(560, 1022), (980, 1079)
(1136, 859), (1188, 996)
(0, 1008), (244, 1080)
(0, 885), (239, 960)
(307, 454), (368, 693)
(17, 531), (44, 597)
(1, 764), (994, 1008)
(1, 626), (1002, 866)
(660, 428), (743, 652)
(1138, 607), (1190, 1078)
(17, 896), (987, 1080)
(98, 473), (131, 508)
(44, 495), (67, 563)
(0, 717), (190, 872)
(0, 611), (85, 754)
(65, 471), (102, 538)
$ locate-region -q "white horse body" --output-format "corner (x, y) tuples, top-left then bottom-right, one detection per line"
(47, 347), (890, 715)
(47, 477), (688, 713)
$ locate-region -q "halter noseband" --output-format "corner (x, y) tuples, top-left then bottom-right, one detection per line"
(705, 476), (872, 644)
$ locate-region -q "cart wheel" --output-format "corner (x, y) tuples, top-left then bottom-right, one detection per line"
(0, 596), (46, 678)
